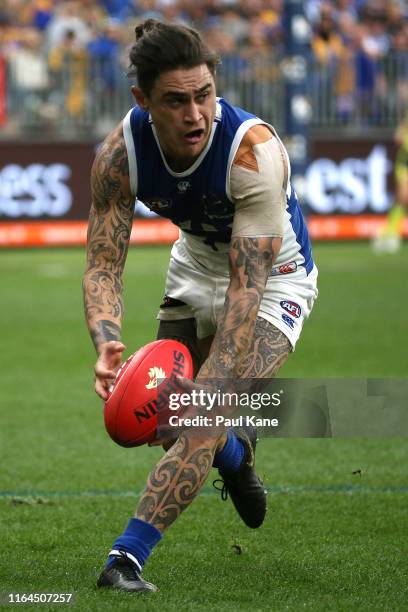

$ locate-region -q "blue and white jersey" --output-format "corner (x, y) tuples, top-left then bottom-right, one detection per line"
(123, 98), (314, 276)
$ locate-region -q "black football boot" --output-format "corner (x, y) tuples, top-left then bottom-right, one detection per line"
(214, 425), (267, 528)
(97, 551), (157, 593)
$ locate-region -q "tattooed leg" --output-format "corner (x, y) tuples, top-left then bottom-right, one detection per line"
(237, 317), (291, 378)
(136, 316), (289, 534)
(136, 431), (221, 532)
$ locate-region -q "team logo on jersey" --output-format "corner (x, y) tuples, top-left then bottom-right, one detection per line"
(280, 300), (301, 318)
(177, 181), (190, 193)
(146, 367), (166, 389)
(282, 314), (296, 330)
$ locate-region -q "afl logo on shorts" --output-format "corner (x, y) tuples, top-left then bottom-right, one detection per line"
(280, 300), (301, 318)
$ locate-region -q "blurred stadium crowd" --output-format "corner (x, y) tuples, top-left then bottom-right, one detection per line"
(0, 0), (407, 138)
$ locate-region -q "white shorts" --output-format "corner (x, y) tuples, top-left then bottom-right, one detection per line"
(157, 239), (318, 349)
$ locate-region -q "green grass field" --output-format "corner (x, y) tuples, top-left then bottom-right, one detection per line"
(1, 243), (407, 611)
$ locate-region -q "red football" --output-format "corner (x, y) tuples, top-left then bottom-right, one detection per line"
(104, 339), (193, 447)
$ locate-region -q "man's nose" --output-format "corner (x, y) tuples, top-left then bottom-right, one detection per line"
(184, 101), (202, 123)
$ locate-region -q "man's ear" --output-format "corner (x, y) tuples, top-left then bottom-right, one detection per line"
(131, 86), (149, 111)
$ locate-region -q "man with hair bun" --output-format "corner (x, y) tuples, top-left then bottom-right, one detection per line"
(83, 19), (318, 593)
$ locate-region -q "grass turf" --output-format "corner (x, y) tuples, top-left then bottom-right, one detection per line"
(0, 243), (407, 610)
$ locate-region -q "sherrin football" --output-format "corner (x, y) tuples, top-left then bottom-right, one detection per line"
(104, 339), (193, 447)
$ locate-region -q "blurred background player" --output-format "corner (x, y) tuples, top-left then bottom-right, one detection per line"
(372, 112), (408, 253)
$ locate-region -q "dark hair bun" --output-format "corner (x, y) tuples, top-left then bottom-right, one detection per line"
(135, 19), (159, 41)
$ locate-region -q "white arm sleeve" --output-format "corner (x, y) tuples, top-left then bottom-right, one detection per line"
(230, 136), (288, 238)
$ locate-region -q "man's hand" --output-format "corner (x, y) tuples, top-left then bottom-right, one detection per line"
(94, 341), (126, 400)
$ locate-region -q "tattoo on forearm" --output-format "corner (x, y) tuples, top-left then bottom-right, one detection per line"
(237, 318), (291, 378)
(136, 434), (214, 531)
(90, 320), (122, 349)
(82, 125), (135, 350)
(199, 237), (275, 378)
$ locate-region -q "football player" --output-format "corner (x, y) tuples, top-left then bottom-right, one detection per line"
(372, 113), (408, 253)
(83, 19), (318, 592)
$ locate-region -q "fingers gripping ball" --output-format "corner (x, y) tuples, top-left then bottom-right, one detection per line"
(104, 340), (193, 447)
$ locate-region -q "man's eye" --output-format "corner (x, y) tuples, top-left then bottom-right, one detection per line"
(197, 92), (209, 102)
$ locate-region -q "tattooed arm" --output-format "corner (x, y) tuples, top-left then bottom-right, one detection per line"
(83, 123), (135, 398)
(198, 236), (281, 379)
(199, 125), (286, 379)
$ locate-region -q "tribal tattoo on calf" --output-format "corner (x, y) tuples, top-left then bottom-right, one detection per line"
(136, 433), (214, 531)
(83, 125), (135, 350)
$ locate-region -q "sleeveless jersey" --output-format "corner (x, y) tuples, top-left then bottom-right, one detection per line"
(123, 98), (314, 275)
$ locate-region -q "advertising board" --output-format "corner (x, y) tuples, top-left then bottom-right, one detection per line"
(0, 140), (405, 246)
